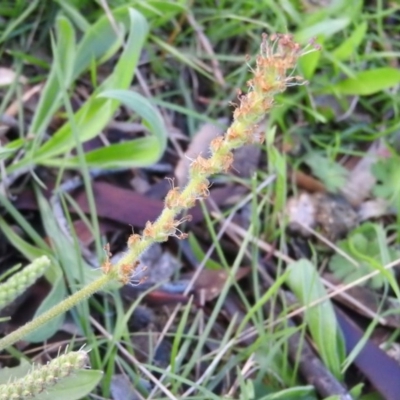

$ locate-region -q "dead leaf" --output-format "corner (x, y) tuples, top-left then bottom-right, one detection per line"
(232, 144), (261, 178)
(358, 198), (393, 221)
(182, 267), (250, 302)
(291, 169), (326, 193)
(341, 139), (389, 206)
(6, 83), (43, 117)
(111, 374), (143, 400)
(286, 192), (317, 236)
(287, 192), (358, 240)
(0, 67), (27, 87)
(0, 83), (43, 137)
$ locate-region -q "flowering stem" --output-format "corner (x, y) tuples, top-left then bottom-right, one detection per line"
(110, 33), (313, 284)
(0, 273), (113, 351)
(0, 34), (315, 351)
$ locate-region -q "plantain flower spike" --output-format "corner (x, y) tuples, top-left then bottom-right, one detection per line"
(0, 349), (88, 400)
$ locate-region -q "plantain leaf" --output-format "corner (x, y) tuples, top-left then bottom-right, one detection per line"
(296, 18), (350, 42)
(35, 370), (103, 400)
(32, 8), (148, 164)
(332, 22), (367, 61)
(0, 359), (102, 400)
(27, 15), (77, 159)
(286, 259), (345, 379)
(329, 68), (400, 95)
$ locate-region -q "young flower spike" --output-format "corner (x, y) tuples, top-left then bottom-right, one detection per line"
(0, 350), (88, 400)
(111, 33), (317, 284)
(0, 256), (50, 311)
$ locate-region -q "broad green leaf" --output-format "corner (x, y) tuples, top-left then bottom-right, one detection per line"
(29, 5), (127, 138)
(41, 87), (168, 169)
(332, 22), (367, 61)
(54, 16), (76, 86)
(0, 359), (32, 383)
(304, 153), (348, 193)
(299, 36), (323, 80)
(33, 8), (148, 162)
(54, 0), (91, 31)
(7, 7), (146, 174)
(97, 24), (126, 66)
(330, 223), (400, 292)
(0, 218), (51, 260)
(72, 6), (133, 77)
(28, 15), (77, 154)
(47, 137), (161, 169)
(98, 89), (167, 149)
(296, 18), (350, 42)
(34, 98), (115, 161)
(286, 259), (345, 379)
(330, 68), (400, 95)
(35, 370), (103, 400)
(0, 360), (102, 400)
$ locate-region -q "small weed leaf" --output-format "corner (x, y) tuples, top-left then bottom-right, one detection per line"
(372, 156), (400, 211)
(286, 259), (345, 379)
(330, 223), (398, 290)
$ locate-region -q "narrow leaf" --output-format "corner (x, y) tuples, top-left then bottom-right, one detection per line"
(28, 15), (77, 146)
(286, 259), (345, 379)
(332, 22), (367, 61)
(34, 8), (148, 161)
(45, 137), (161, 169)
(296, 18), (350, 42)
(330, 68), (400, 95)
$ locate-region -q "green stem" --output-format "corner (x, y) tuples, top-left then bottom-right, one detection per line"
(0, 273), (113, 351)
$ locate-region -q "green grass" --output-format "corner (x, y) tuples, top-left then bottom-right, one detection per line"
(1, 0), (400, 399)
